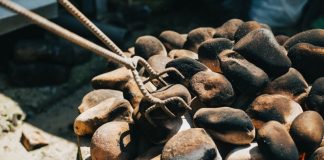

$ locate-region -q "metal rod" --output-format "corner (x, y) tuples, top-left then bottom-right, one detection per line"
(0, 0), (134, 69)
(58, 0), (126, 58)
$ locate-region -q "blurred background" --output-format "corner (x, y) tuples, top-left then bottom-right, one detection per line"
(0, 0), (323, 159)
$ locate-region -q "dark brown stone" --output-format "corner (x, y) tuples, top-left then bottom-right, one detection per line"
(234, 21), (270, 42)
(290, 111), (324, 153)
(275, 35), (290, 46)
(213, 18), (244, 40)
(78, 89), (123, 113)
(246, 94), (303, 130)
(262, 68), (309, 104)
(284, 29), (324, 50)
(197, 38), (234, 72)
(219, 50), (269, 94)
(257, 121), (299, 160)
(135, 35), (167, 60)
(234, 29), (291, 78)
(90, 122), (136, 160)
(161, 128), (218, 160)
(165, 57), (209, 85)
(168, 49), (198, 60)
(74, 98), (133, 136)
(288, 43), (324, 83)
(159, 30), (186, 51)
(307, 77), (324, 117)
(190, 71), (235, 107)
(194, 107), (254, 145)
(183, 27), (215, 52)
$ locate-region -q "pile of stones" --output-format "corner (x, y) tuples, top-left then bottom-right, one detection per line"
(74, 19), (324, 160)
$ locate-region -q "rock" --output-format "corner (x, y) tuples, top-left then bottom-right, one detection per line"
(197, 38), (234, 72)
(288, 43), (324, 82)
(183, 27), (215, 52)
(78, 89), (124, 113)
(161, 128), (219, 160)
(137, 84), (191, 119)
(262, 68), (309, 104)
(225, 143), (266, 160)
(246, 94), (303, 129)
(90, 122), (136, 160)
(219, 49), (269, 94)
(284, 29), (324, 50)
(257, 121), (299, 160)
(74, 98), (133, 136)
(133, 84), (191, 144)
(234, 29), (291, 77)
(147, 54), (172, 73)
(275, 35), (290, 46)
(8, 61), (70, 86)
(289, 111), (324, 153)
(159, 30), (186, 51)
(91, 67), (143, 109)
(307, 77), (324, 117)
(309, 147), (324, 160)
(190, 71), (235, 107)
(234, 21), (270, 42)
(165, 57), (209, 85)
(194, 107), (255, 145)
(20, 126), (48, 151)
(134, 35), (167, 60)
(168, 49), (198, 60)
(213, 18), (244, 40)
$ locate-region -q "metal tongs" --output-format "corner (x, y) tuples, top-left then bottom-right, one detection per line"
(0, 0), (191, 125)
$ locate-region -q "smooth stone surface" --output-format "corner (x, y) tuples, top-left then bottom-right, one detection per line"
(213, 18), (243, 40)
(183, 27), (215, 52)
(275, 35), (290, 46)
(133, 84), (190, 144)
(198, 38), (234, 60)
(194, 107), (255, 145)
(78, 89), (123, 113)
(225, 143), (266, 160)
(234, 21), (270, 42)
(198, 38), (234, 72)
(246, 94), (303, 129)
(307, 77), (324, 117)
(284, 29), (324, 49)
(147, 54), (172, 73)
(309, 147), (324, 160)
(91, 67), (143, 108)
(262, 68), (309, 104)
(138, 84), (191, 118)
(159, 30), (186, 51)
(190, 71), (235, 107)
(288, 43), (324, 83)
(74, 98), (133, 136)
(219, 50), (269, 94)
(161, 128), (219, 160)
(289, 111), (324, 153)
(257, 121), (299, 160)
(234, 29), (291, 78)
(168, 49), (198, 60)
(90, 122), (136, 160)
(134, 35), (167, 60)
(165, 57), (209, 85)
